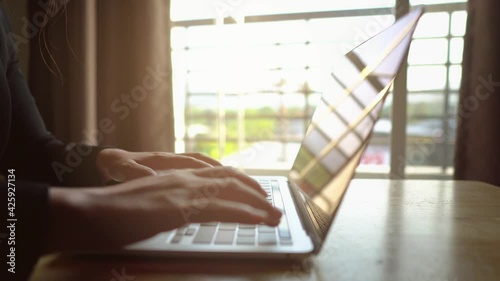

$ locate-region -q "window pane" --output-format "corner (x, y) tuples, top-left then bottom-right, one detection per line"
(309, 15), (394, 50)
(413, 12), (450, 38)
(243, 94), (281, 116)
(187, 95), (217, 114)
(448, 92), (459, 117)
(185, 25), (221, 48)
(408, 38), (449, 65)
(307, 93), (322, 115)
(187, 117), (215, 131)
(364, 114), (391, 166)
(277, 44), (309, 68)
(407, 93), (445, 120)
(171, 27), (187, 49)
(449, 65), (462, 90)
(451, 11), (467, 36)
(406, 121), (446, 167)
(283, 93), (307, 113)
(278, 69), (308, 92)
(187, 71), (218, 93)
(187, 48), (220, 71)
(245, 118), (278, 139)
(239, 20), (308, 45)
(449, 38), (464, 64)
(408, 66), (447, 91)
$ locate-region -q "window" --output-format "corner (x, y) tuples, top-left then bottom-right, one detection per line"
(170, 0), (467, 178)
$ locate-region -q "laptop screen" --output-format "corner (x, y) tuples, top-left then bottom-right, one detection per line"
(288, 8), (424, 242)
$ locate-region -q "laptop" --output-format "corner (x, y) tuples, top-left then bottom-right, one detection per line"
(121, 8), (424, 259)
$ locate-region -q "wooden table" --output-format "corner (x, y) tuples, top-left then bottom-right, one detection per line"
(30, 180), (500, 281)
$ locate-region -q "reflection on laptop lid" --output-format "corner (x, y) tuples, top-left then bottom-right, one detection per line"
(289, 8), (424, 248)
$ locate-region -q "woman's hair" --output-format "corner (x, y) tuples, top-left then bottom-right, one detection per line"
(39, 0), (69, 80)
(1, 0), (68, 79)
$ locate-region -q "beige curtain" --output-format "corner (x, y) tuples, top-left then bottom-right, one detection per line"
(29, 0), (174, 152)
(454, 0), (500, 186)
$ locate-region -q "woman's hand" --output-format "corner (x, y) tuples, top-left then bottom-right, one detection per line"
(96, 148), (222, 183)
(47, 166), (281, 253)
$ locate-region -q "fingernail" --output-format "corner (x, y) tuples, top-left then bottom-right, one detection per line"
(111, 171), (126, 182)
(253, 209), (268, 219)
(272, 208), (282, 218)
(265, 216), (281, 226)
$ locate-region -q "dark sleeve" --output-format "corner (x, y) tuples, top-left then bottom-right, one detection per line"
(1, 75), (106, 186)
(0, 5), (105, 187)
(0, 6), (103, 281)
(1, 179), (49, 281)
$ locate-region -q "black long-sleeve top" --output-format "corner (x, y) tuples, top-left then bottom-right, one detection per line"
(0, 5), (104, 280)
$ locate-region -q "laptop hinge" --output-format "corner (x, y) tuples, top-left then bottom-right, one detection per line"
(287, 179), (323, 254)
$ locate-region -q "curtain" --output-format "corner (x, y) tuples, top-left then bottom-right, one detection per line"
(454, 0), (500, 186)
(28, 0), (174, 152)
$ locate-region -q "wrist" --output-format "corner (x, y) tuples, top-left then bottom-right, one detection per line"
(47, 187), (98, 253)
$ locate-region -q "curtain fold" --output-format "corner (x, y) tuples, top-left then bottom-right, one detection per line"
(29, 0), (174, 152)
(454, 0), (500, 186)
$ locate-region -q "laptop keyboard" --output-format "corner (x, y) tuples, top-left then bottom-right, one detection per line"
(169, 179), (293, 246)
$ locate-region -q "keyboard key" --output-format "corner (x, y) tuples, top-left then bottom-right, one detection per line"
(170, 234), (183, 244)
(237, 236), (255, 245)
(214, 230), (235, 245)
(193, 226), (216, 244)
(185, 228), (196, 236)
(238, 224), (256, 229)
(276, 216), (292, 244)
(258, 225), (276, 233)
(176, 227), (187, 235)
(279, 229), (291, 240)
(272, 181), (285, 213)
(278, 217), (291, 239)
(258, 233), (277, 245)
(219, 223), (237, 230)
(237, 228), (255, 237)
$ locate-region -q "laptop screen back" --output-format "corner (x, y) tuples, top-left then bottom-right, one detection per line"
(288, 8), (424, 242)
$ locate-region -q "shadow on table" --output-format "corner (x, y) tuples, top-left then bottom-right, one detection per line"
(33, 254), (314, 281)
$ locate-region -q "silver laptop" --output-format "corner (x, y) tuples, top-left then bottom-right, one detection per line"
(122, 8), (424, 259)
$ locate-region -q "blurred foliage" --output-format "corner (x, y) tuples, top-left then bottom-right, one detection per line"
(187, 106), (300, 159)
